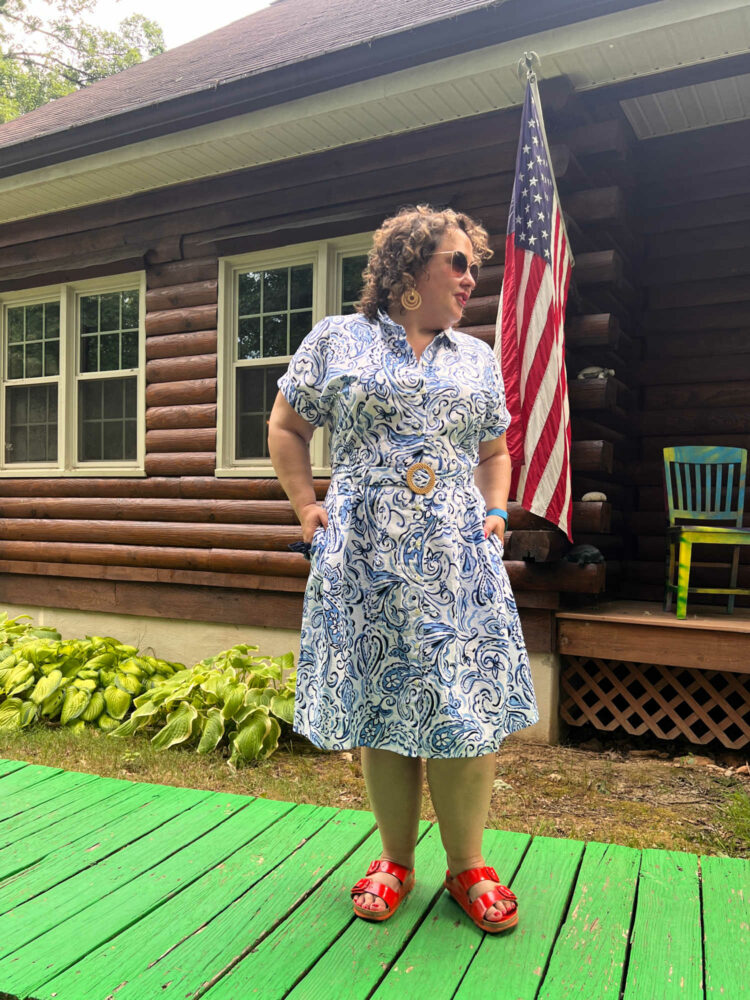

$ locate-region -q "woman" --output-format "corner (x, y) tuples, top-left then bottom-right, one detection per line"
(268, 205), (538, 933)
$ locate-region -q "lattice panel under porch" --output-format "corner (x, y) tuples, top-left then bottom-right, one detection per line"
(560, 655), (750, 749)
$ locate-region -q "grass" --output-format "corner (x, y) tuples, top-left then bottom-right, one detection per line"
(1, 723), (748, 858)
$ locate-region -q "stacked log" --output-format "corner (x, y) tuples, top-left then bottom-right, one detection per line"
(144, 259), (219, 476)
(625, 116), (750, 606)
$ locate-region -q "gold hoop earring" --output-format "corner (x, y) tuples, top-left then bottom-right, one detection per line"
(401, 286), (422, 311)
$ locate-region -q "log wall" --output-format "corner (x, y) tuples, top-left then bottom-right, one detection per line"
(624, 117), (750, 606)
(0, 88), (630, 631)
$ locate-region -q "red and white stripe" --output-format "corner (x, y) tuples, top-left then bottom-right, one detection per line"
(495, 115), (574, 539)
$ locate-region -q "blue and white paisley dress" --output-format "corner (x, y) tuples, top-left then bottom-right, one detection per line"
(277, 311), (538, 758)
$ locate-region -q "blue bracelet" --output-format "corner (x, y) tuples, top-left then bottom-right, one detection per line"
(487, 508), (508, 523)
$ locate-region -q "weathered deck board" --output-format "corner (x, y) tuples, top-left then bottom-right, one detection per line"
(0, 759), (746, 1000)
(623, 849), (703, 999)
(40, 803), (340, 1000)
(702, 854), (750, 997)
(535, 841), (641, 999)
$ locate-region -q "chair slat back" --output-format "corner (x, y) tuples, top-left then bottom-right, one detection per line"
(663, 446), (747, 527)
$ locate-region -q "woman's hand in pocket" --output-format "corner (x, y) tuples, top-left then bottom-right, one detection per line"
(300, 502), (328, 544)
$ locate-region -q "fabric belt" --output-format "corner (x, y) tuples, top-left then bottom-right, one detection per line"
(331, 461), (473, 495)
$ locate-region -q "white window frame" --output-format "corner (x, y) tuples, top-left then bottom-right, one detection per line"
(217, 233), (371, 477)
(0, 271), (147, 477)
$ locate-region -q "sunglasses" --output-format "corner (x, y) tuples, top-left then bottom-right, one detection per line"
(432, 250), (479, 281)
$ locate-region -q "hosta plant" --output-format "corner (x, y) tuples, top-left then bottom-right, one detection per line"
(109, 644), (296, 767)
(0, 621), (181, 735)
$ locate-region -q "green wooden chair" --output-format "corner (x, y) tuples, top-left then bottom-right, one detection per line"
(663, 446), (750, 618)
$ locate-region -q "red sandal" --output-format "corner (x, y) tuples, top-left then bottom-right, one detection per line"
(444, 865), (518, 933)
(351, 859), (415, 921)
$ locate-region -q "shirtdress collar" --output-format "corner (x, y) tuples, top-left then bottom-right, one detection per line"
(377, 310), (458, 351)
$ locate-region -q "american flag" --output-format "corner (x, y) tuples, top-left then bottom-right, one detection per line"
(494, 75), (574, 541)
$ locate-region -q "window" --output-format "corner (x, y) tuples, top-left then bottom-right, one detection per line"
(1, 274), (146, 476)
(217, 235), (370, 476)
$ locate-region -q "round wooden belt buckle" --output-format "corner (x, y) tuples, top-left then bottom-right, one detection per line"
(405, 461), (436, 495)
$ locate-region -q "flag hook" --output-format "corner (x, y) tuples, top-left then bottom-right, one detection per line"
(517, 50), (541, 82)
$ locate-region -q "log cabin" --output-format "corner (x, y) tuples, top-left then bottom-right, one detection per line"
(1, 0), (748, 748)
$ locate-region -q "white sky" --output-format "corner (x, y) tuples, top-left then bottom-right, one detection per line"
(34, 0), (275, 50)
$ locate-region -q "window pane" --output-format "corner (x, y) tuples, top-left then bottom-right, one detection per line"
(289, 311), (312, 354)
(262, 314), (286, 358)
(8, 308), (24, 343)
(238, 317), (260, 360)
(78, 290), (139, 373)
(7, 345), (24, 380)
(25, 341), (43, 379)
(27, 424), (47, 462)
(5, 384), (58, 464)
(79, 377), (137, 462)
(103, 379), (125, 419)
(103, 421), (124, 460)
(121, 291), (138, 329)
(238, 272), (261, 316)
(236, 413), (264, 459)
(100, 293), (120, 332)
(81, 336), (98, 373)
(121, 331), (138, 368)
(28, 386), (47, 422)
(263, 269), (287, 312)
(99, 333), (120, 371)
(341, 254), (367, 312)
(235, 364), (285, 460)
(124, 420), (137, 458)
(26, 304), (44, 339)
(45, 302), (60, 339)
(44, 342), (60, 377)
(81, 296), (99, 334)
(290, 265), (313, 310)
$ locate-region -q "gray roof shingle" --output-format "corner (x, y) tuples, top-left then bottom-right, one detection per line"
(0, 0), (500, 150)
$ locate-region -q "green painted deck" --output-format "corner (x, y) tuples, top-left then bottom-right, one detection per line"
(0, 758), (747, 1000)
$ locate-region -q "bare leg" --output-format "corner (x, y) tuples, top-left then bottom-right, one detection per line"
(354, 747), (423, 912)
(426, 753), (513, 921)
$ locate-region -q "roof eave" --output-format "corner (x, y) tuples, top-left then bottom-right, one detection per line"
(0, 0), (660, 179)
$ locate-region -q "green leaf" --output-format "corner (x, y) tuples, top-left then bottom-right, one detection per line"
(29, 668), (63, 705)
(197, 708), (225, 754)
(272, 652), (295, 674)
(108, 715), (147, 738)
(60, 686), (91, 724)
(41, 688), (65, 719)
(19, 700), (40, 728)
(259, 717), (281, 759)
(269, 694), (295, 726)
(65, 720), (86, 736)
(98, 714), (122, 733)
(80, 691), (106, 722)
(151, 702), (199, 751)
(230, 709), (271, 764)
(103, 685), (132, 720)
(221, 682), (247, 720)
(0, 698), (23, 731)
(114, 671), (142, 696)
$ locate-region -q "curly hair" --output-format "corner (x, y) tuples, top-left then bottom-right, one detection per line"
(357, 205), (492, 321)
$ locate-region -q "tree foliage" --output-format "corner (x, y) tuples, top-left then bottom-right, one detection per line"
(0, 0), (165, 122)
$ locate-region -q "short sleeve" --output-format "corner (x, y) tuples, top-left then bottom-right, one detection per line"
(277, 319), (334, 429)
(479, 345), (511, 441)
